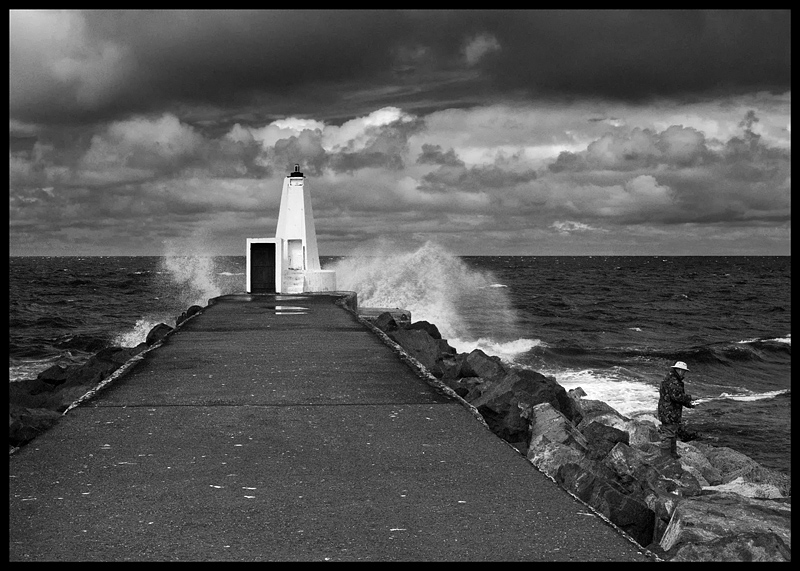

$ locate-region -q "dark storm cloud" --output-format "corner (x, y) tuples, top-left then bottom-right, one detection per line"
(466, 10), (791, 101)
(10, 10), (412, 124)
(10, 10), (790, 127)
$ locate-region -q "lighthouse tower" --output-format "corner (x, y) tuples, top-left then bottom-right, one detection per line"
(246, 165), (336, 294)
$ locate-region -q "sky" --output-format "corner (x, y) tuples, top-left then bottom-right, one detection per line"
(9, 9), (791, 256)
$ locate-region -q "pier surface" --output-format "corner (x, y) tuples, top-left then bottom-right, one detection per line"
(10, 294), (654, 561)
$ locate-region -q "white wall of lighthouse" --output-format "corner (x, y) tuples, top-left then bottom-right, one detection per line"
(245, 165), (335, 294)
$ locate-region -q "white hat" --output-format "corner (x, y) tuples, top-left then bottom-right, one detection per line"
(672, 361), (689, 371)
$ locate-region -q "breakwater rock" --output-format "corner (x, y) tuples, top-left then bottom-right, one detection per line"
(371, 312), (791, 562)
(9, 305), (203, 450)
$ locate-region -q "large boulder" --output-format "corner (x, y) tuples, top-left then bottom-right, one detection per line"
(185, 304), (203, 318)
(527, 439), (586, 479)
(388, 328), (443, 375)
(527, 402), (588, 452)
(622, 418), (661, 451)
(441, 376), (483, 400)
(578, 398), (626, 419)
(645, 490), (682, 528)
(691, 443), (759, 481)
(702, 476), (788, 500)
(556, 462), (656, 548)
(373, 312), (399, 333)
(634, 455), (704, 500)
(472, 370), (581, 443)
(576, 408), (630, 432)
(658, 492), (791, 561)
(670, 532), (791, 562)
(36, 364), (74, 386)
(604, 441), (652, 480)
(581, 421), (629, 460)
(690, 443), (789, 498)
(439, 353), (464, 382)
(145, 323), (174, 346)
(9, 405), (62, 447)
(460, 349), (507, 381)
(177, 304), (204, 325)
(406, 320), (442, 339)
(674, 442), (723, 486)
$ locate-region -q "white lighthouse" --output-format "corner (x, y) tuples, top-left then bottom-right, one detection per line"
(246, 165), (336, 294)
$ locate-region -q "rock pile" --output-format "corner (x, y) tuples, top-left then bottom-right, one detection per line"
(9, 307), (201, 449)
(371, 312), (791, 562)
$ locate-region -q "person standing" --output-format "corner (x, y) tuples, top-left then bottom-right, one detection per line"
(657, 361), (694, 459)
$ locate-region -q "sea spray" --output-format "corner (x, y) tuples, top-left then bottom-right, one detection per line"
(112, 317), (172, 348)
(113, 235), (230, 347)
(160, 253), (223, 309)
(331, 240), (536, 360)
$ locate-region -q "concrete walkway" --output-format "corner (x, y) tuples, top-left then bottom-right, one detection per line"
(9, 294), (655, 561)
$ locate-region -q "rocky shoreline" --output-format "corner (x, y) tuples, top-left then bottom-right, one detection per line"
(8, 305), (203, 450)
(362, 310), (791, 562)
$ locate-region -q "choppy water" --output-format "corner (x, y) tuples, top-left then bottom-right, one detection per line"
(9, 246), (790, 475)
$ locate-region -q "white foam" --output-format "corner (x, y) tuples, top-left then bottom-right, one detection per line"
(449, 337), (543, 362)
(693, 389), (789, 404)
(160, 234), (224, 307)
(737, 333), (791, 345)
(331, 240), (519, 342)
(112, 317), (172, 348)
(539, 367), (660, 417)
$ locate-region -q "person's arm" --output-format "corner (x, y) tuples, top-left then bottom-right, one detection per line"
(667, 378), (693, 407)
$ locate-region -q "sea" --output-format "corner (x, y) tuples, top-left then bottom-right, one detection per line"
(9, 242), (790, 476)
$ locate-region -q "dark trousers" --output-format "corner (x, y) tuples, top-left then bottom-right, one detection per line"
(659, 423), (678, 457)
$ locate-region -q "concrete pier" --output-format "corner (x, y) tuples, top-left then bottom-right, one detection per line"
(9, 294), (655, 561)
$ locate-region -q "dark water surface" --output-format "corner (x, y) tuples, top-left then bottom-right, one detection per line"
(9, 253), (790, 474)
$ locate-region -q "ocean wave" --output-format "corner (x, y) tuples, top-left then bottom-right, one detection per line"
(331, 240), (519, 341)
(693, 389), (790, 404)
(112, 316), (175, 347)
(448, 337), (543, 361)
(538, 367), (660, 417)
(737, 333), (791, 345)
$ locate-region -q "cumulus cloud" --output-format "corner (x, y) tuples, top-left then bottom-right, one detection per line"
(8, 91), (791, 255)
(549, 125), (711, 172)
(597, 175), (676, 218)
(223, 106), (422, 175)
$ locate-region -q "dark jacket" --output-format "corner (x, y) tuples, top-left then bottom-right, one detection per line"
(658, 368), (693, 425)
